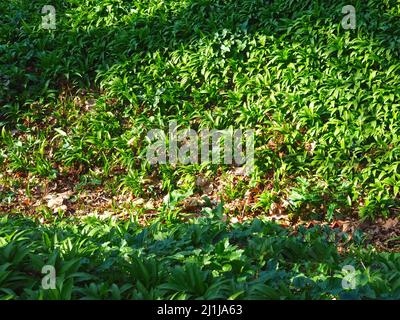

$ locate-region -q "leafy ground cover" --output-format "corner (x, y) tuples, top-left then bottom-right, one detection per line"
(1, 0), (400, 299)
(1, 210), (400, 300)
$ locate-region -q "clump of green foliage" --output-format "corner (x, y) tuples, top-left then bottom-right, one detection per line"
(1, 209), (399, 300)
(2, 0), (400, 219)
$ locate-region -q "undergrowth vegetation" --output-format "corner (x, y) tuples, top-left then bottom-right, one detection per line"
(1, 0), (400, 219)
(1, 210), (400, 300)
(1, 0), (400, 300)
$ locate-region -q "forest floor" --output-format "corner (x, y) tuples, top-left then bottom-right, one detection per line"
(1, 0), (400, 299)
